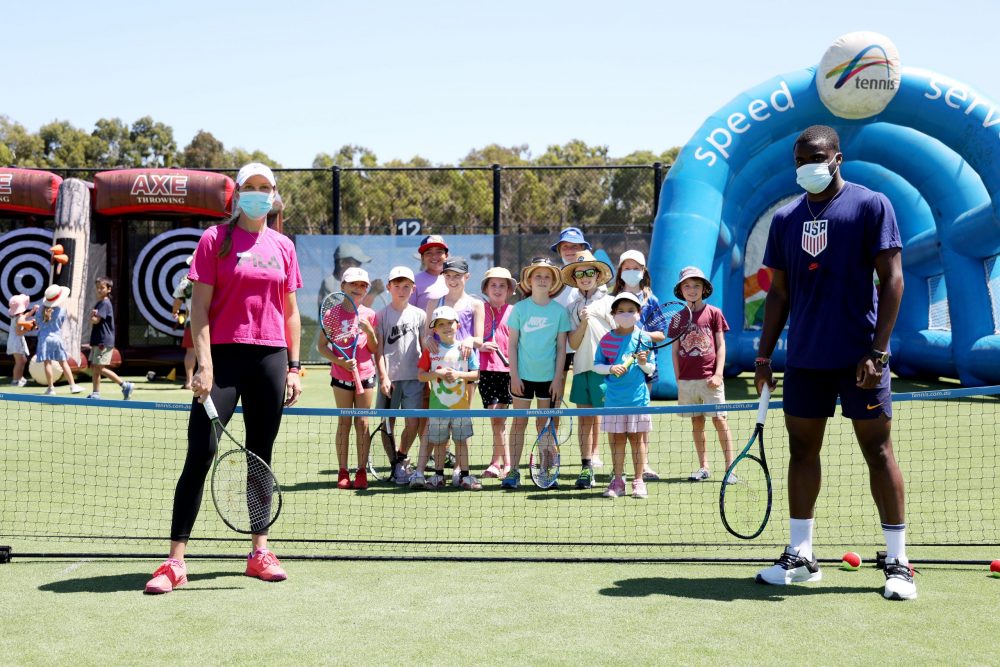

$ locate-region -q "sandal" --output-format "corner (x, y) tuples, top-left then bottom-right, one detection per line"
(482, 464), (502, 478)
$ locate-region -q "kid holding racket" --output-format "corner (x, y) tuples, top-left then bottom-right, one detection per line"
(612, 249), (664, 481)
(317, 266), (379, 490)
(501, 258), (571, 490)
(479, 267), (516, 478)
(146, 163), (302, 594)
(562, 250), (615, 489)
(593, 293), (656, 498)
(375, 266), (426, 484)
(670, 267), (735, 483)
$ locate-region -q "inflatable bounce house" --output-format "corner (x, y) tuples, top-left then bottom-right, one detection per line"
(0, 168), (282, 370)
(650, 31), (1000, 398)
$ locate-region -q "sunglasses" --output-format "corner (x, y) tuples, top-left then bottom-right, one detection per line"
(573, 268), (598, 279)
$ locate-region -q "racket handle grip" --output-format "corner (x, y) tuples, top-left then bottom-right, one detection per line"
(353, 369), (366, 395)
(757, 384), (771, 424)
(497, 350), (509, 367)
(203, 396), (220, 420)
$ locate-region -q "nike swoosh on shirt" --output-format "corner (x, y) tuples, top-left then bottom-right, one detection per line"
(522, 322), (552, 333)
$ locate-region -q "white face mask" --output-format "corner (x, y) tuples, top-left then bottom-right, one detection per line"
(796, 160), (838, 194)
(621, 269), (644, 288)
(614, 312), (640, 328)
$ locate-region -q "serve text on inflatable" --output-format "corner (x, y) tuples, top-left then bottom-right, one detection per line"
(817, 31), (901, 119)
(94, 169), (234, 218)
(0, 168), (63, 216)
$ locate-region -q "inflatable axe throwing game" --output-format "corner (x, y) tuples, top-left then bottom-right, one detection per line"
(1, 168), (237, 366)
(651, 31), (1000, 398)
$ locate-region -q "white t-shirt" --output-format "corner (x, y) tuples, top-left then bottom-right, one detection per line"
(566, 288), (615, 373)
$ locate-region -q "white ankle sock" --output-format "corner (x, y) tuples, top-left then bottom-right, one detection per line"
(789, 518), (815, 560)
(882, 523), (907, 561)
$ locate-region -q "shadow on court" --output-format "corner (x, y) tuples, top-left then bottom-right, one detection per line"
(39, 570), (244, 594)
(599, 576), (873, 601)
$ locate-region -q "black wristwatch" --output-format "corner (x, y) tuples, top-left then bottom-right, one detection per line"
(870, 349), (890, 365)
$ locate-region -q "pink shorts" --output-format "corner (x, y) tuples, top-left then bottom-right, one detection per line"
(602, 412), (652, 434)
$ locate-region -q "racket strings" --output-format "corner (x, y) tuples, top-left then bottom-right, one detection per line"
(214, 449), (279, 533)
(720, 456), (769, 538)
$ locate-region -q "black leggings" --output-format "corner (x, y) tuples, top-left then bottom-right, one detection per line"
(170, 344), (288, 541)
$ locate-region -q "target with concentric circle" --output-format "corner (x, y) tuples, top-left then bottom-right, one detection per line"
(132, 227), (203, 337)
(0, 227), (55, 335)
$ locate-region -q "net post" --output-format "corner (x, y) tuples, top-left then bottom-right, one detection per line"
(0, 546), (11, 564)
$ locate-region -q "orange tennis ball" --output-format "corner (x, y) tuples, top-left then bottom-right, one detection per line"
(990, 559), (1000, 578)
(841, 552), (862, 570)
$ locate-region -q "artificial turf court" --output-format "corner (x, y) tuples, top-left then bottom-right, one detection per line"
(2, 371), (999, 664)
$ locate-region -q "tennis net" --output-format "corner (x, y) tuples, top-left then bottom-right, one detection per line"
(1, 386), (997, 562)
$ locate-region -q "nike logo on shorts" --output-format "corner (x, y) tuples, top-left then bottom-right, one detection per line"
(867, 403), (883, 410)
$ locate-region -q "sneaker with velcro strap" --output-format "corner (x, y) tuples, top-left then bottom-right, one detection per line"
(755, 546), (822, 585)
(882, 557), (917, 600)
(688, 467), (710, 481)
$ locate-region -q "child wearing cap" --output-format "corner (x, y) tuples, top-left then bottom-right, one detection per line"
(479, 267), (516, 478)
(414, 306), (482, 490)
(317, 267), (380, 490)
(411, 235), (450, 311)
(593, 293), (657, 498)
(36, 285), (83, 395)
(6, 294), (37, 387)
(563, 251), (616, 489)
(551, 226), (592, 375)
(375, 266), (427, 484)
(612, 249), (665, 481)
(671, 267), (735, 483)
(170, 257), (197, 389)
(502, 258), (572, 490)
(86, 277), (135, 400)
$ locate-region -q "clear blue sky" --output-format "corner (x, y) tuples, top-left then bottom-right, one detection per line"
(5, 0), (997, 166)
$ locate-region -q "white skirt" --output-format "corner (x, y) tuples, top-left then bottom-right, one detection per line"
(6, 333), (29, 356)
(602, 412), (652, 434)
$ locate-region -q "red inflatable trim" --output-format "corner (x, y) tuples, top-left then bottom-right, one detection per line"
(94, 169), (234, 218)
(0, 168), (62, 216)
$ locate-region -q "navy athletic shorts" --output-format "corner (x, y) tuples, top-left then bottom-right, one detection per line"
(782, 365), (892, 420)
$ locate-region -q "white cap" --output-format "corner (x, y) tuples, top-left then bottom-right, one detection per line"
(618, 249), (647, 268)
(388, 266), (415, 283)
(341, 267), (371, 285)
(430, 305), (459, 327)
(236, 162), (276, 187)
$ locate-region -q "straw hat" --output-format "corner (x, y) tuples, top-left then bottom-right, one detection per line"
(42, 285), (70, 309)
(561, 250), (613, 289)
(519, 258), (563, 297)
(481, 267), (517, 294)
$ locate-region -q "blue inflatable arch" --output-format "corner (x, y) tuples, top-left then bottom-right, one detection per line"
(651, 66), (1000, 398)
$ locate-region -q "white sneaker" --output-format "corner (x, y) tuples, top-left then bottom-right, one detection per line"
(15, 378), (28, 387)
(689, 467), (711, 481)
(724, 472), (741, 485)
(883, 557), (917, 600)
(426, 474), (445, 489)
(393, 460), (412, 485)
(755, 546), (822, 585)
(407, 471), (426, 489)
(70, 384), (84, 394)
(44, 388), (56, 396)
(460, 475), (482, 491)
(452, 470), (462, 487)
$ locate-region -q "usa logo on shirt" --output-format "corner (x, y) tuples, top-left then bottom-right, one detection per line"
(801, 220), (828, 257)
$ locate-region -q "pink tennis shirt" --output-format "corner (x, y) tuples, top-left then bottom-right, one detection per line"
(325, 304), (378, 383)
(188, 223), (303, 347)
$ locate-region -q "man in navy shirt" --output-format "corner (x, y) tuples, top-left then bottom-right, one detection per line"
(754, 125), (914, 600)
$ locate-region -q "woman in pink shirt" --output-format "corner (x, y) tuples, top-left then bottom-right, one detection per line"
(145, 163), (303, 594)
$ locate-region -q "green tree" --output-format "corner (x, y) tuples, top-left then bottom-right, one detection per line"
(38, 120), (98, 168)
(181, 130), (227, 168)
(127, 116), (177, 167)
(0, 116), (45, 166)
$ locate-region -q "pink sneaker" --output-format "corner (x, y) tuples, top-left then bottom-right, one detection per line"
(602, 476), (626, 498)
(632, 479), (648, 498)
(245, 548), (288, 582)
(144, 558), (188, 594)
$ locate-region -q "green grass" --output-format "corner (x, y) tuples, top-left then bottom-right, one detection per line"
(3, 559), (999, 665)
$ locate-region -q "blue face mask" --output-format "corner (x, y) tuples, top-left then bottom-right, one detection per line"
(237, 191), (274, 219)
(621, 269), (644, 288)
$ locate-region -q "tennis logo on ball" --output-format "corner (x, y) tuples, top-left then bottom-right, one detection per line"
(841, 552), (862, 571)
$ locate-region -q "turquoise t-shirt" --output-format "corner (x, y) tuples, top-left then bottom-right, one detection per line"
(507, 299), (572, 382)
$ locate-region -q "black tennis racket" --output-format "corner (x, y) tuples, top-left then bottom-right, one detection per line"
(529, 399), (561, 489)
(639, 300), (695, 350)
(367, 416), (397, 482)
(320, 291), (365, 394)
(205, 397), (282, 534)
(553, 398), (573, 445)
(719, 385), (773, 539)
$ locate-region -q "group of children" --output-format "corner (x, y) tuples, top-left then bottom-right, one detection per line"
(6, 278), (135, 400)
(317, 228), (735, 498)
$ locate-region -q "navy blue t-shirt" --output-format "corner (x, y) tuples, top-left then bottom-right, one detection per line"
(763, 182), (901, 369)
(90, 298), (115, 347)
